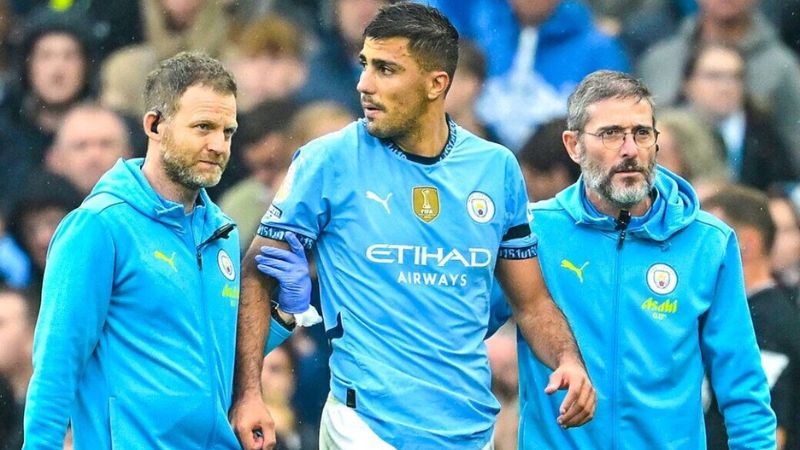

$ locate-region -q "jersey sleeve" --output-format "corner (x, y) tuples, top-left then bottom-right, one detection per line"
(263, 316), (294, 355)
(257, 144), (338, 249)
(498, 155), (537, 259)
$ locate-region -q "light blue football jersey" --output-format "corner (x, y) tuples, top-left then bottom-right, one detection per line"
(259, 118), (536, 449)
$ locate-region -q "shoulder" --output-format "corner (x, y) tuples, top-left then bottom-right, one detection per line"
(80, 192), (126, 216)
(531, 198), (564, 214)
(691, 210), (735, 242)
(529, 198), (569, 231)
(455, 126), (517, 162)
(51, 204), (116, 248)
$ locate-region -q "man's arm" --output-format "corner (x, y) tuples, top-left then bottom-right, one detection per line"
(701, 234), (776, 449)
(24, 210), (113, 447)
(230, 235), (286, 450)
(495, 256), (596, 428)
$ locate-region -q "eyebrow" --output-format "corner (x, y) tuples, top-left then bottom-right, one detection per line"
(595, 124), (652, 131)
(359, 54), (403, 71)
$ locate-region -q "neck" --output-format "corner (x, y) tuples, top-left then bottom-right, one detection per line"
(700, 14), (752, 44)
(393, 107), (449, 158)
(141, 150), (199, 213)
(744, 256), (774, 293)
(586, 188), (652, 219)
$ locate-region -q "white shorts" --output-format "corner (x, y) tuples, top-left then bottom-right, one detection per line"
(318, 394), (494, 450)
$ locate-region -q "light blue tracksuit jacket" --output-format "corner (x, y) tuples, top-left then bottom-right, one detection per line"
(516, 167), (775, 449)
(24, 158), (243, 449)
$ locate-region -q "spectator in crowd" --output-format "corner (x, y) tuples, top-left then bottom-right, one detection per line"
(428, 0), (630, 150)
(225, 0), (322, 37)
(224, 14), (308, 113)
(638, 0), (800, 163)
(444, 40), (497, 141)
(9, 1), (143, 59)
(298, 0), (388, 116)
(768, 190), (800, 305)
(260, 342), (318, 450)
(655, 108), (728, 185)
(516, 117), (580, 201)
(0, 286), (37, 450)
(7, 173), (81, 288)
(0, 11), (96, 211)
(703, 184), (800, 450)
(101, 0), (232, 117)
(44, 103), (132, 197)
(680, 41), (796, 190)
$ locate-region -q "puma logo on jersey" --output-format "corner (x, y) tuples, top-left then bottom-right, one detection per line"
(561, 259), (588, 283)
(366, 191), (393, 214)
(154, 250), (177, 272)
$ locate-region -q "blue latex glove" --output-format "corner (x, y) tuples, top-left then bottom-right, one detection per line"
(255, 232), (312, 314)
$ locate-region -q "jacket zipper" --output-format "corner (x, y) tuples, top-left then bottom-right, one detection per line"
(194, 221), (236, 447)
(615, 210), (631, 249)
(611, 211), (629, 450)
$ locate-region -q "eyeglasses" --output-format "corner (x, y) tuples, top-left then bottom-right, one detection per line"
(581, 126), (659, 150)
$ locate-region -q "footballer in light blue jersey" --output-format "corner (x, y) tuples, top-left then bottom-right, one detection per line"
(233, 4), (594, 448)
(258, 117), (535, 448)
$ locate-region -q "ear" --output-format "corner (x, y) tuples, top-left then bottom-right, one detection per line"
(562, 130), (582, 164)
(428, 70), (450, 100)
(144, 111), (162, 141)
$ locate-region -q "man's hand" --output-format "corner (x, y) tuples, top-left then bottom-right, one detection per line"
(255, 232), (311, 314)
(230, 394), (276, 450)
(544, 358), (596, 428)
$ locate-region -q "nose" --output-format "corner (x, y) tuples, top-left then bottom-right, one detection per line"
(618, 133), (640, 159)
(357, 68), (374, 95)
(207, 130), (229, 155)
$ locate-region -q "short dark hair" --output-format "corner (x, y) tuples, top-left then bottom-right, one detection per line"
(703, 184), (776, 253)
(143, 51), (237, 119)
(682, 41), (745, 82)
(456, 40), (486, 82)
(363, 2), (459, 81)
(518, 117), (580, 180)
(567, 70), (654, 132)
(19, 10), (96, 100)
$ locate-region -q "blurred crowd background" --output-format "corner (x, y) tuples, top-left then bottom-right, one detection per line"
(1, 0), (799, 449)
